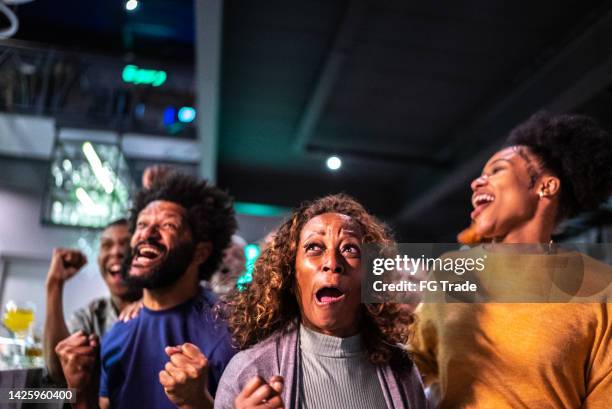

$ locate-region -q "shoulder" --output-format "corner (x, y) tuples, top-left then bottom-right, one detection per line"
(385, 350), (427, 404)
(85, 296), (112, 311)
(220, 332), (284, 383)
(72, 297), (105, 318)
(215, 334), (284, 408)
(69, 297), (110, 331)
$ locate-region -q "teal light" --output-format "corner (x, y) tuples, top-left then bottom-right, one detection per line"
(245, 243), (260, 261)
(234, 202), (290, 218)
(178, 107), (196, 123)
(122, 64), (167, 87)
(236, 243), (261, 290)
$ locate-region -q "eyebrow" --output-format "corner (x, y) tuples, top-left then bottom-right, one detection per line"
(303, 226), (360, 240)
(138, 211), (183, 220)
(487, 158), (512, 167)
(303, 230), (325, 240)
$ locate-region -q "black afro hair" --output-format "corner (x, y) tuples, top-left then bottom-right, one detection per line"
(505, 111), (612, 220)
(129, 171), (237, 281)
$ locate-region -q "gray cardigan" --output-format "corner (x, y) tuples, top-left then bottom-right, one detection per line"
(214, 325), (427, 409)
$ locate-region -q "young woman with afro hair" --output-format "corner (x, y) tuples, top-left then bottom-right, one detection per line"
(410, 112), (612, 408)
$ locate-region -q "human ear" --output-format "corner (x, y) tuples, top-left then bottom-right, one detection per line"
(194, 242), (212, 264)
(538, 176), (561, 198)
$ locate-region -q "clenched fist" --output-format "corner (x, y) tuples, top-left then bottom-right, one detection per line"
(46, 248), (87, 289)
(234, 376), (284, 409)
(55, 331), (99, 393)
(159, 343), (213, 409)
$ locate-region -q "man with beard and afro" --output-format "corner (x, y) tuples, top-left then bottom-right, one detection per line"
(56, 172), (238, 409)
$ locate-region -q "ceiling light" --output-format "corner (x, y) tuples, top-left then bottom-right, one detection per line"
(326, 155), (342, 171)
(82, 142), (114, 194)
(125, 0), (138, 12)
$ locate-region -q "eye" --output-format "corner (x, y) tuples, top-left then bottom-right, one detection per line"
(342, 244), (361, 256)
(136, 221), (147, 230)
(304, 242), (323, 253)
(162, 222), (178, 231)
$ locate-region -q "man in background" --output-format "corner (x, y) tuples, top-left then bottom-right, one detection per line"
(43, 218), (142, 384)
(206, 234), (246, 298)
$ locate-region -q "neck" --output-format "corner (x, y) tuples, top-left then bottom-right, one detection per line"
(142, 267), (200, 310)
(500, 226), (552, 244)
(111, 295), (132, 313)
(301, 320), (360, 339)
(499, 206), (556, 244)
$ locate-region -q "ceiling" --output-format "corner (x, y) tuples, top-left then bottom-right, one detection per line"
(2, 0), (612, 241)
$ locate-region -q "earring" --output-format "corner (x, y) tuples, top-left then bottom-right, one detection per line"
(538, 191), (544, 199)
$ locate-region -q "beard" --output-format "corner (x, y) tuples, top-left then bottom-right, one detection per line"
(121, 238), (196, 290)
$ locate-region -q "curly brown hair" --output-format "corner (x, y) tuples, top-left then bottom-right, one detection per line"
(225, 194), (413, 366)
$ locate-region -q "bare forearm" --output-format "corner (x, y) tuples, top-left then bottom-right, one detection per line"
(44, 283), (70, 384)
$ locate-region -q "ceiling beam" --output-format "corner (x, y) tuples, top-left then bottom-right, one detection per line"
(195, 0), (224, 183)
(394, 3), (612, 226)
(293, 0), (366, 152)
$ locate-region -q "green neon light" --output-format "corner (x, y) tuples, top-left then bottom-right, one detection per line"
(234, 202), (290, 217)
(237, 243), (261, 291)
(122, 64), (167, 87)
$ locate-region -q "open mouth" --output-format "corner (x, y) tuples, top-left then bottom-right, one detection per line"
(106, 261), (123, 276)
(133, 243), (166, 267)
(315, 286), (346, 305)
(471, 193), (495, 219)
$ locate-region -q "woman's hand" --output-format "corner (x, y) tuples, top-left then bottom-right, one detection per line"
(234, 376), (284, 409)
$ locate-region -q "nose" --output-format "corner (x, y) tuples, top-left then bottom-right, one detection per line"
(140, 223), (161, 241)
(110, 243), (125, 258)
(322, 249), (345, 274)
(471, 173), (488, 191)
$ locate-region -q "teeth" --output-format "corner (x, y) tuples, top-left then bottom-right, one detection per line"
(137, 246), (161, 257)
(472, 194), (495, 208)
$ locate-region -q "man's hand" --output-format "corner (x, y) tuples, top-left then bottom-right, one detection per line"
(142, 164), (174, 189)
(55, 332), (99, 395)
(117, 300), (143, 322)
(234, 376), (284, 409)
(159, 343), (212, 409)
(46, 248), (87, 289)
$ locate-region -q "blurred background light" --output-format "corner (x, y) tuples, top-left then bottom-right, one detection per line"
(122, 64), (166, 87)
(237, 243), (261, 290)
(163, 106), (177, 127)
(326, 155), (341, 171)
(125, 0), (138, 12)
(178, 106), (196, 123)
(234, 201), (290, 218)
(43, 136), (133, 229)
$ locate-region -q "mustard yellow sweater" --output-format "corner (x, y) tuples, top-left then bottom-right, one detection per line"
(410, 250), (611, 408)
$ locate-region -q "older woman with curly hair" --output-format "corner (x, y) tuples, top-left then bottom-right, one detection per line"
(214, 194), (426, 409)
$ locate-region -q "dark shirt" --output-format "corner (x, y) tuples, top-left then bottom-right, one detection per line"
(68, 297), (118, 337)
(100, 287), (235, 409)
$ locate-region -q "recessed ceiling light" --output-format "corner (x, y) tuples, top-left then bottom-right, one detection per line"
(326, 155), (342, 171)
(125, 0), (138, 12)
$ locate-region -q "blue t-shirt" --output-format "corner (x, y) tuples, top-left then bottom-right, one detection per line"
(100, 287), (235, 409)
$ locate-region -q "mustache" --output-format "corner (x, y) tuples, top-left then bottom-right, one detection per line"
(131, 238), (167, 257)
